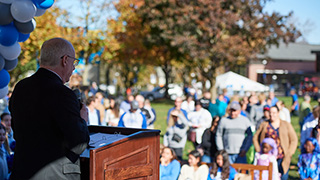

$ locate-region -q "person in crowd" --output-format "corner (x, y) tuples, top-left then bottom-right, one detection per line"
(120, 94), (135, 113)
(290, 89), (299, 117)
(297, 137), (320, 180)
(163, 109), (189, 161)
(9, 38), (90, 179)
(253, 138), (280, 180)
(250, 93), (267, 126)
(311, 117), (320, 145)
(201, 116), (220, 163)
(118, 100), (147, 129)
(222, 88), (230, 104)
(276, 101), (291, 123)
(299, 94), (312, 129)
(181, 95), (195, 113)
(300, 106), (319, 150)
(256, 105), (271, 130)
(178, 150), (209, 180)
(253, 106), (298, 180)
(246, 94), (258, 118)
(239, 99), (249, 117)
(135, 95), (153, 126)
(95, 92), (106, 122)
(188, 100), (212, 147)
(88, 81), (99, 97)
(0, 124), (9, 180)
(0, 113), (14, 151)
(160, 147), (181, 180)
(200, 92), (212, 110)
(269, 91), (279, 107)
(216, 101), (252, 164)
(208, 94), (227, 118)
(86, 96), (102, 125)
(166, 97), (188, 125)
(105, 97), (123, 126)
(144, 99), (157, 129)
(207, 150), (237, 180)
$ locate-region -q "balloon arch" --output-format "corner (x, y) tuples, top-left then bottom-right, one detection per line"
(0, 0), (54, 98)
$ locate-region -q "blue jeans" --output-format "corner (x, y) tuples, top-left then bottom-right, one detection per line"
(202, 154), (213, 163)
(228, 154), (247, 164)
(277, 158), (289, 180)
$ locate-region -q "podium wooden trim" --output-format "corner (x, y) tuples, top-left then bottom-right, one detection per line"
(80, 126), (161, 180)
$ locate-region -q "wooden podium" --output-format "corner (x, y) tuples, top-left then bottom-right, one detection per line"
(80, 126), (161, 180)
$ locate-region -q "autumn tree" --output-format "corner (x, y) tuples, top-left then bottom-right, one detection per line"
(138, 0), (301, 97)
(107, 0), (155, 90)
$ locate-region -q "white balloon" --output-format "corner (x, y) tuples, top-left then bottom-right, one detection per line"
(0, 85), (8, 99)
(11, 0), (36, 23)
(0, 0), (14, 4)
(35, 7), (46, 17)
(0, 42), (21, 60)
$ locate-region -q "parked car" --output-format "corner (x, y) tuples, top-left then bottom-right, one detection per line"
(140, 84), (183, 101)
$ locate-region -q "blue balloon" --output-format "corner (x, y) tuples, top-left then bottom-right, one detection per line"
(18, 32), (30, 42)
(0, 24), (18, 46)
(32, 0), (54, 9)
(0, 69), (10, 88)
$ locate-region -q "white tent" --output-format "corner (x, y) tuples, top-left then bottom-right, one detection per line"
(215, 71), (269, 92)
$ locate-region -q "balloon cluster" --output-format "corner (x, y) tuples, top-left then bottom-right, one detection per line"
(0, 0), (54, 98)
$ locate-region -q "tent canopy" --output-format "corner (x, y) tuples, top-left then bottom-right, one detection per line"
(215, 71), (269, 92)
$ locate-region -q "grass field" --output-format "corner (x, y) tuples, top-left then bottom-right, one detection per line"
(151, 96), (318, 179)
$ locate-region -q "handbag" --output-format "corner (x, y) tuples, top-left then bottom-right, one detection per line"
(172, 133), (182, 142)
(187, 130), (196, 143)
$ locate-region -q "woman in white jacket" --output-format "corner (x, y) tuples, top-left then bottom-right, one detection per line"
(188, 100), (212, 147)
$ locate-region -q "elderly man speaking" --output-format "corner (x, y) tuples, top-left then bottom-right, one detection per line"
(9, 38), (89, 180)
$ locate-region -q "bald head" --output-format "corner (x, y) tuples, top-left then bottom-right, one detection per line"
(40, 38), (74, 67)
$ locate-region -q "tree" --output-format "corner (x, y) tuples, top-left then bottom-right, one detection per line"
(107, 0), (155, 91)
(138, 0), (301, 98)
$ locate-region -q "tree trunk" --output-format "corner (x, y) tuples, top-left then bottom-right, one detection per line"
(162, 62), (171, 99)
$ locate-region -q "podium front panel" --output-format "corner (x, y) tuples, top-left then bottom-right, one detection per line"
(81, 126), (160, 180)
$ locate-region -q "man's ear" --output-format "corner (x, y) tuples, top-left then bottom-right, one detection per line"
(61, 56), (68, 67)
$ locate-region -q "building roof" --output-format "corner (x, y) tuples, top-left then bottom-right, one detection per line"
(258, 42), (320, 61)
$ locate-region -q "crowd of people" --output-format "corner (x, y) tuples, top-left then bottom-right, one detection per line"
(1, 70), (320, 180)
(1, 80), (320, 180)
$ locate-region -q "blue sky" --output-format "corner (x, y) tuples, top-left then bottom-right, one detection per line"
(55, 0), (320, 45)
(264, 0), (320, 44)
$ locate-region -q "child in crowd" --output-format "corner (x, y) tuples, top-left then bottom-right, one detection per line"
(160, 147), (181, 180)
(208, 150), (237, 180)
(179, 150), (209, 180)
(0, 124), (9, 180)
(297, 137), (320, 180)
(253, 137), (280, 180)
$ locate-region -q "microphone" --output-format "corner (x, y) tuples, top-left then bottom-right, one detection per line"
(73, 88), (83, 109)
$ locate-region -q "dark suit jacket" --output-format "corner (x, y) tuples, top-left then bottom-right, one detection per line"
(9, 68), (89, 179)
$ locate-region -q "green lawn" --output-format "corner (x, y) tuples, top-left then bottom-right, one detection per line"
(151, 97), (318, 179)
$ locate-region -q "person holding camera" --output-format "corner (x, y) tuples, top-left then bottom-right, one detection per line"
(163, 109), (189, 161)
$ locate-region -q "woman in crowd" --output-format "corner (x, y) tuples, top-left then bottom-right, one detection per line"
(163, 109), (189, 160)
(0, 123), (9, 180)
(160, 147), (181, 180)
(201, 116), (220, 163)
(178, 150), (209, 180)
(104, 97), (123, 126)
(207, 150), (237, 180)
(253, 106), (298, 180)
(297, 137), (320, 180)
(181, 95), (195, 113)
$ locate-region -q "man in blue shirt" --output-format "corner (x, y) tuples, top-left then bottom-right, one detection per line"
(166, 97), (188, 125)
(118, 100), (147, 129)
(290, 89), (299, 116)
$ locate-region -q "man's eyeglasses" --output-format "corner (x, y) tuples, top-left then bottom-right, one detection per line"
(61, 55), (80, 67)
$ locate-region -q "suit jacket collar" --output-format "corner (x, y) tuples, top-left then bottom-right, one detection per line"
(35, 68), (63, 84)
